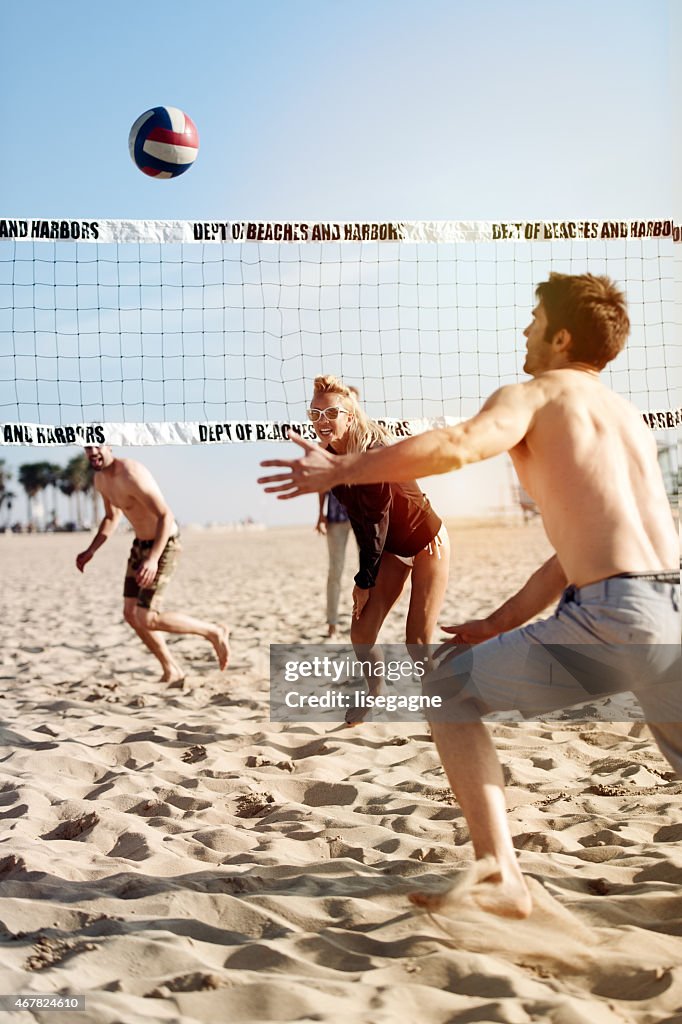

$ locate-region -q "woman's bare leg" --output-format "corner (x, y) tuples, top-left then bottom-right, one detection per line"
(405, 527), (450, 648)
(347, 556), (410, 724)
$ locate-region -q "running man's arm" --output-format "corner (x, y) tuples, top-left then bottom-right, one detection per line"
(75, 488), (122, 572)
(442, 555), (568, 645)
(259, 383), (540, 498)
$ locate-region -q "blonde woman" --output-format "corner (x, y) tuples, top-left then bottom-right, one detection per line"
(305, 376), (450, 723)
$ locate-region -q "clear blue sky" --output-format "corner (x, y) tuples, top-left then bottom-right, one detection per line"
(0, 0), (676, 526)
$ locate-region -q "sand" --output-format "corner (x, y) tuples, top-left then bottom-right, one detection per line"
(0, 521), (680, 1024)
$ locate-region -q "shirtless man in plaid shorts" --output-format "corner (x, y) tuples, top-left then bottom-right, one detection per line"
(76, 446), (229, 683)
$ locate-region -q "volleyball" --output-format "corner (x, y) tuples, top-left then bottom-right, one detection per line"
(128, 106), (199, 179)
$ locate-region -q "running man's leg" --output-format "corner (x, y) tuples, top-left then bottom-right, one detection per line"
(134, 536), (229, 671)
(135, 606), (229, 670)
(123, 596), (183, 682)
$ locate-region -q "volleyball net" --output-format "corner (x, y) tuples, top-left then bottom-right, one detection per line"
(1, 218), (680, 446)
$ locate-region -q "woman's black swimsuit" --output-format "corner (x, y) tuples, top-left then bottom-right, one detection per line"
(331, 446), (441, 589)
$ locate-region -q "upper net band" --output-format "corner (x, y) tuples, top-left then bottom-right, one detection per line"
(1, 218), (680, 445)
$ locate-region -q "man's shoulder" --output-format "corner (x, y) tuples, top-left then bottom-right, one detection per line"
(528, 370), (642, 428)
(480, 379), (566, 444)
(112, 457), (155, 489)
(115, 456), (145, 477)
(525, 369), (599, 404)
(485, 378), (547, 411)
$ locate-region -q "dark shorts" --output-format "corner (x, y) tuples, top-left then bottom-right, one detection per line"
(123, 534), (181, 610)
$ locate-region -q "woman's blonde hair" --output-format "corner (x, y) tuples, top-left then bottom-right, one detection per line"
(312, 376), (392, 454)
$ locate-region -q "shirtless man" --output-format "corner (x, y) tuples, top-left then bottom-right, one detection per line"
(76, 447), (229, 682)
(258, 272), (680, 918)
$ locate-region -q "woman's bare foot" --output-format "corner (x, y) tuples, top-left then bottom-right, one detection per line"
(327, 624), (337, 639)
(409, 855), (532, 919)
(209, 625), (230, 670)
(344, 683), (387, 726)
(345, 703), (369, 727)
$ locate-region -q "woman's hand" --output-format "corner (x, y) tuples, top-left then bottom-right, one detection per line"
(352, 585), (370, 620)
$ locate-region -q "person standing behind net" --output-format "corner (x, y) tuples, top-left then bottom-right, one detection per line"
(316, 489), (353, 638)
(307, 376), (450, 724)
(315, 384), (361, 638)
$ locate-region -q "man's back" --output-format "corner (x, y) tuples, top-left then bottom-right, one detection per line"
(511, 369), (678, 586)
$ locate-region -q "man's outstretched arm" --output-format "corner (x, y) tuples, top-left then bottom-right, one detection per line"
(259, 382), (539, 498)
(440, 555), (568, 646)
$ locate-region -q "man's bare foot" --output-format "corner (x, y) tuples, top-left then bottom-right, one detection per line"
(409, 856), (532, 920)
(209, 624), (230, 670)
(160, 661), (185, 685)
(327, 624), (337, 639)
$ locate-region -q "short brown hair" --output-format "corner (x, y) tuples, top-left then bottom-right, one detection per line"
(535, 273), (630, 369)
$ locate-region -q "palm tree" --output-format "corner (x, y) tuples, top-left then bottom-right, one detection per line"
(18, 461), (55, 527)
(57, 472), (76, 524)
(44, 461), (63, 527)
(0, 460), (15, 528)
(61, 454), (93, 529)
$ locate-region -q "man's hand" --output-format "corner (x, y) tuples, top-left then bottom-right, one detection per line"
(76, 550), (93, 573)
(433, 617), (500, 663)
(258, 433), (342, 498)
(136, 557), (159, 589)
(440, 618), (500, 646)
(352, 585), (370, 620)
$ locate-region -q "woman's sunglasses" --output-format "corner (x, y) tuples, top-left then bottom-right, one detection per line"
(307, 406), (350, 423)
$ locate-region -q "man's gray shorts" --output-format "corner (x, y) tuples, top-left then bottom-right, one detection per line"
(425, 575), (681, 770)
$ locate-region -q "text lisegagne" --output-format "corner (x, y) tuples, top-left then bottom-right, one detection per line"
(283, 689), (441, 713)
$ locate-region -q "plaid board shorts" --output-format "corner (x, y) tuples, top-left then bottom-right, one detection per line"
(123, 534), (181, 609)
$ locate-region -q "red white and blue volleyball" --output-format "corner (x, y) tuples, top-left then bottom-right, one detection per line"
(128, 106), (199, 179)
